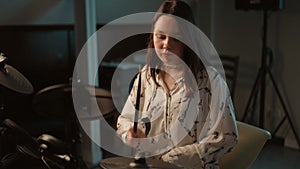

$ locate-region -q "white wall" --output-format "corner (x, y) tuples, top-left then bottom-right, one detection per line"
(0, 0), (164, 25)
(213, 0), (300, 148)
(96, 0), (163, 24)
(0, 0), (74, 25)
(0, 0), (202, 25)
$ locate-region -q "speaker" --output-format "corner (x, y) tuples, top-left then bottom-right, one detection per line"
(235, 0), (284, 11)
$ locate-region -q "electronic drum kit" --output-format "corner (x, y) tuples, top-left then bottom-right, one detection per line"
(0, 53), (183, 169)
(0, 53), (90, 168)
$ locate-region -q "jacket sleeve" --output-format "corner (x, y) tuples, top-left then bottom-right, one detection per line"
(161, 70), (238, 169)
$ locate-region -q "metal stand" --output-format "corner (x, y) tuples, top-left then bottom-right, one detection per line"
(242, 10), (300, 148)
(0, 88), (4, 122)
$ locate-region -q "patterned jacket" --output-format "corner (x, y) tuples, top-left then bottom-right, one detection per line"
(117, 65), (238, 169)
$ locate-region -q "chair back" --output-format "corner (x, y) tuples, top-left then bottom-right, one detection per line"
(219, 121), (271, 169)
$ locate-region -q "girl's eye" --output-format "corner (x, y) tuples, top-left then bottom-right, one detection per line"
(155, 33), (181, 43)
(155, 33), (166, 40)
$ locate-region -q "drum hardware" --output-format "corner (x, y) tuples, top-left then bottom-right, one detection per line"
(2, 119), (39, 152)
(100, 157), (183, 169)
(0, 53), (35, 167)
(37, 134), (69, 155)
(32, 83), (85, 169)
(17, 142), (74, 169)
(0, 52), (34, 122)
(32, 83), (117, 168)
(32, 84), (115, 120)
(36, 134), (76, 169)
(1, 118), (45, 167)
(0, 53), (34, 94)
(1, 118), (85, 169)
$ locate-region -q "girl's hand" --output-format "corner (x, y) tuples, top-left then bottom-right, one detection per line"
(125, 126), (146, 147)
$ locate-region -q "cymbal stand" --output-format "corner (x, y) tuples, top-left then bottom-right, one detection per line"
(66, 104), (86, 169)
(0, 88), (4, 138)
(0, 88), (5, 122)
(0, 55), (6, 121)
(242, 10), (300, 147)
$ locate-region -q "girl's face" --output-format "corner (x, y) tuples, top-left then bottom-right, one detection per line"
(153, 15), (185, 66)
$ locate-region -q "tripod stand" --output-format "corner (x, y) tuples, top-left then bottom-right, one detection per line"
(242, 10), (300, 148)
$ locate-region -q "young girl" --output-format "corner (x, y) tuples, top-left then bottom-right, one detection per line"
(117, 1), (238, 168)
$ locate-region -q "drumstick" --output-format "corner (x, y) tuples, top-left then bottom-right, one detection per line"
(133, 66), (142, 133)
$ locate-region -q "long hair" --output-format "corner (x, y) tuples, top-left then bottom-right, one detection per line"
(146, 0), (204, 84)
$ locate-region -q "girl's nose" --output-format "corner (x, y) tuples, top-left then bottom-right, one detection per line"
(162, 37), (171, 49)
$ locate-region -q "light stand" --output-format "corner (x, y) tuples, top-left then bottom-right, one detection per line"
(242, 10), (300, 148)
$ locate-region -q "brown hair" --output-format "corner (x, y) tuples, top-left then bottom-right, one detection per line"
(147, 0), (203, 84)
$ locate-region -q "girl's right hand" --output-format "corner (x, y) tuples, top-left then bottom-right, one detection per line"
(125, 126), (146, 147)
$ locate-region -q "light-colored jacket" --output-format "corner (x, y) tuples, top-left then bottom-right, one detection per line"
(117, 65), (238, 169)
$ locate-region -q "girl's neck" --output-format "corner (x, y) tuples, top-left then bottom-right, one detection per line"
(162, 64), (185, 77)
